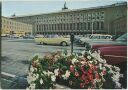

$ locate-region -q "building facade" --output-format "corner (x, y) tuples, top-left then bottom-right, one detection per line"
(2, 16), (32, 36)
(10, 2), (127, 35)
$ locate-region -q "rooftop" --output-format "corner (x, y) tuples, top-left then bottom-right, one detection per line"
(10, 2), (126, 18)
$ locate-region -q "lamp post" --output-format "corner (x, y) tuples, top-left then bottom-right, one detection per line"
(91, 21), (94, 35)
(70, 33), (74, 54)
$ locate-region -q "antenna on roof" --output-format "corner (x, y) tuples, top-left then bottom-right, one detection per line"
(11, 13), (16, 17)
(62, 1), (68, 10)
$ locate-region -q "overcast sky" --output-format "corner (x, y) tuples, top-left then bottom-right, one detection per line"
(2, 0), (127, 17)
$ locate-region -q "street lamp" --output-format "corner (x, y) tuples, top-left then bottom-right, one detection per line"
(91, 21), (94, 35)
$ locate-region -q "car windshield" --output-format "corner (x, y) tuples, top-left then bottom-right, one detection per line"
(116, 33), (127, 42)
(100, 36), (106, 39)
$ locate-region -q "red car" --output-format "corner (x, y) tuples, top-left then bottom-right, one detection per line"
(95, 45), (127, 64)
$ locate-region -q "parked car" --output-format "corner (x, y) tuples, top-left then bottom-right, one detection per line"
(78, 34), (113, 47)
(23, 35), (34, 39)
(74, 35), (91, 46)
(35, 35), (70, 46)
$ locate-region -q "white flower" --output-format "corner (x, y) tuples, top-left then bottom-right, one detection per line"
(40, 78), (44, 84)
(62, 75), (68, 80)
(62, 70), (70, 80)
(89, 61), (93, 64)
(102, 77), (106, 82)
(35, 74), (39, 79)
(26, 87), (29, 90)
(27, 76), (31, 84)
(81, 50), (85, 55)
(102, 67), (106, 71)
(51, 75), (56, 82)
(29, 83), (35, 89)
(32, 74), (37, 81)
(87, 56), (91, 60)
(81, 61), (86, 65)
(115, 82), (121, 88)
(47, 71), (54, 76)
(99, 64), (103, 70)
(43, 71), (47, 75)
(54, 69), (59, 76)
(67, 52), (71, 56)
(114, 66), (120, 72)
(65, 70), (70, 78)
(72, 58), (78, 64)
(30, 66), (34, 72)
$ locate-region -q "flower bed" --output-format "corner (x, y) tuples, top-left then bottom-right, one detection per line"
(27, 51), (123, 89)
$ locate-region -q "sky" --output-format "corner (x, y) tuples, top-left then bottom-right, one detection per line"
(2, 0), (127, 17)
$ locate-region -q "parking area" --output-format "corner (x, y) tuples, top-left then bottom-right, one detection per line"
(1, 39), (85, 76)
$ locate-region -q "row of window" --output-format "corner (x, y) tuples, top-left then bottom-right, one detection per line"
(36, 21), (104, 31)
(2, 24), (31, 30)
(37, 16), (104, 24)
(2, 19), (31, 26)
(36, 12), (104, 23)
(36, 11), (104, 20)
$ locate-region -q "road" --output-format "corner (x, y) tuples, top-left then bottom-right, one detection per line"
(1, 39), (85, 76)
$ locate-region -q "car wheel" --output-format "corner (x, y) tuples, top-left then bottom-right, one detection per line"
(39, 42), (44, 45)
(61, 41), (67, 46)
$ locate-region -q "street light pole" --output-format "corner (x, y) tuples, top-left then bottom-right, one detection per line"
(92, 21), (94, 35)
(70, 33), (74, 54)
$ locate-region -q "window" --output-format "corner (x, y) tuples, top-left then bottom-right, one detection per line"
(77, 23), (79, 30)
(79, 23), (82, 30)
(55, 24), (56, 30)
(88, 22), (91, 30)
(101, 22), (104, 30)
(96, 22), (100, 30)
(70, 23), (72, 30)
(93, 22), (96, 30)
(84, 23), (86, 30)
(67, 24), (69, 30)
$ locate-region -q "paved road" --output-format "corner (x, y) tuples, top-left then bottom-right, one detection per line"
(1, 39), (85, 76)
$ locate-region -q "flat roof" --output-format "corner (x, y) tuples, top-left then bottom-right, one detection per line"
(9, 2), (126, 18)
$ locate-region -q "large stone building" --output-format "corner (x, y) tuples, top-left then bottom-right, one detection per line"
(2, 16), (32, 36)
(10, 2), (127, 35)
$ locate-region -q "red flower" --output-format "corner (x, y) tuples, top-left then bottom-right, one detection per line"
(95, 73), (100, 79)
(81, 74), (85, 80)
(70, 65), (75, 72)
(81, 74), (87, 80)
(75, 72), (79, 77)
(94, 66), (97, 71)
(32, 62), (37, 68)
(88, 69), (93, 74)
(102, 70), (106, 75)
(85, 79), (89, 84)
(89, 74), (93, 81)
(80, 83), (85, 88)
(81, 66), (86, 74)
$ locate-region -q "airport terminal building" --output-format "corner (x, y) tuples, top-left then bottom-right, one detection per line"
(10, 2), (127, 36)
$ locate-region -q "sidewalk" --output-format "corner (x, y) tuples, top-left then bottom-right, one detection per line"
(1, 72), (70, 89)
